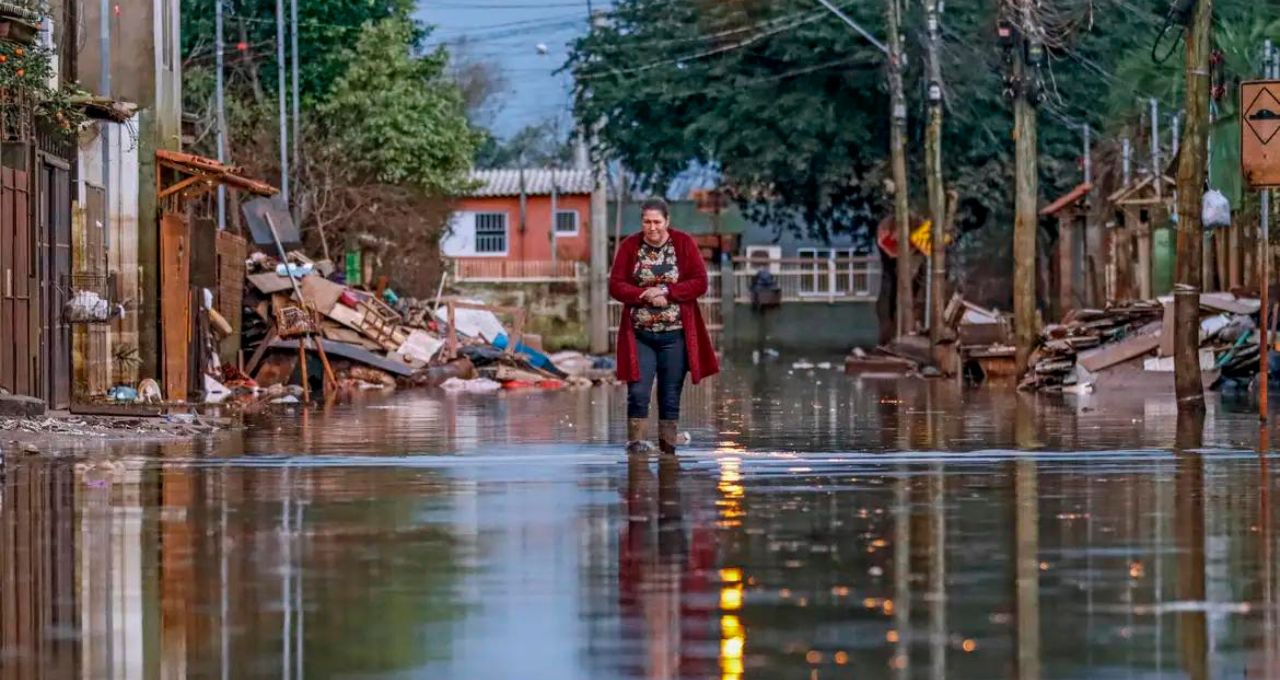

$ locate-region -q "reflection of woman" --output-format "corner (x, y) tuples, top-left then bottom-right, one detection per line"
(618, 456), (716, 679)
(610, 198), (720, 454)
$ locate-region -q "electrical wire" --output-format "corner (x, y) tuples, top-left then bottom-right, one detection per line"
(574, 7), (836, 81)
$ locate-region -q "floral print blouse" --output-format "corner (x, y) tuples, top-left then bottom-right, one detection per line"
(630, 239), (683, 332)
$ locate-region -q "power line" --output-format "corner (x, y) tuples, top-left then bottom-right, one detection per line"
(575, 7), (835, 80)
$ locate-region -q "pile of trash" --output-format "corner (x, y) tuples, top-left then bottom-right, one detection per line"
(1020, 293), (1262, 393)
(238, 249), (615, 403)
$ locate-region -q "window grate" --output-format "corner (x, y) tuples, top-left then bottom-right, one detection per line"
(475, 212), (507, 253)
(555, 210), (578, 234)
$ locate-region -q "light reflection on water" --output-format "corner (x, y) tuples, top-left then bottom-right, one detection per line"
(3, 362), (1280, 679)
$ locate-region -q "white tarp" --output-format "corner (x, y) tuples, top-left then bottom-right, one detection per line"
(434, 303), (507, 342)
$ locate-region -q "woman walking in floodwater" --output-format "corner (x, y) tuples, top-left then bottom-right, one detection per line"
(610, 198), (720, 454)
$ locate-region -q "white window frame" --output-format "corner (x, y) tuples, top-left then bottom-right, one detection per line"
(744, 245), (782, 273)
(797, 247), (854, 296)
(473, 212), (509, 256)
(554, 209), (579, 236)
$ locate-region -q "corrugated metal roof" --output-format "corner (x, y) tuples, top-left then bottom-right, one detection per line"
(463, 168), (595, 197)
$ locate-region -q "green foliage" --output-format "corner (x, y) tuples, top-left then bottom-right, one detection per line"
(0, 41), (86, 137)
(314, 18), (480, 192)
(180, 0), (419, 102)
(567, 0), (1266, 248)
(474, 119), (576, 169)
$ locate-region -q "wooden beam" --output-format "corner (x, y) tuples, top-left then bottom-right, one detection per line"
(158, 174), (210, 200)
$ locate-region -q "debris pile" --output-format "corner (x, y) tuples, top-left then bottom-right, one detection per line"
(1018, 293), (1263, 393)
(1021, 301), (1164, 391)
(238, 249), (614, 404)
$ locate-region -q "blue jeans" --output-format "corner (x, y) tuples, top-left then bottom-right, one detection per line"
(627, 329), (688, 420)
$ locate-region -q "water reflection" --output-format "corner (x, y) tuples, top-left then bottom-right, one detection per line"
(6, 363), (1280, 678)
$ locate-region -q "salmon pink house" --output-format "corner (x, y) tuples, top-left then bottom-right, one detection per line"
(444, 168), (594, 280)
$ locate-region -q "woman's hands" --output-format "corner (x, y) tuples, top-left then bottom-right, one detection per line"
(640, 286), (669, 307)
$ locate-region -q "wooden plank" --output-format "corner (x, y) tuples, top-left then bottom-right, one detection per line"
(297, 275), (345, 315)
(246, 271), (298, 295)
(268, 337), (414, 376)
(1159, 301), (1174, 357)
(160, 214), (190, 401)
(1078, 333), (1161, 373)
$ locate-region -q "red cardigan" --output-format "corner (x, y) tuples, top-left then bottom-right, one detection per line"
(609, 230), (721, 385)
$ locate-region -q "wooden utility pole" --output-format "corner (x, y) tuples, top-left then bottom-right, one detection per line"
(926, 0), (947, 351)
(887, 0), (913, 338)
(1173, 0), (1213, 407)
(1012, 0), (1040, 374)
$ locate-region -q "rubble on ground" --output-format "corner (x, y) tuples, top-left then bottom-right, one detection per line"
(1, 413), (234, 452)
(235, 249), (615, 404)
(1018, 293), (1263, 393)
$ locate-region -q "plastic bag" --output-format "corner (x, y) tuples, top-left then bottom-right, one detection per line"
(64, 290), (111, 322)
(1202, 189), (1231, 228)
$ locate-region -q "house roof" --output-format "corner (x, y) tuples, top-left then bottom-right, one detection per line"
(1107, 174), (1177, 204)
(1040, 181), (1093, 217)
(464, 168), (594, 198)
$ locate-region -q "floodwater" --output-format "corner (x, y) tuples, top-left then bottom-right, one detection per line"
(4, 361), (1280, 679)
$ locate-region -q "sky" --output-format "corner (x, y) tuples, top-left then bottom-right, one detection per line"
(416, 1), (607, 139)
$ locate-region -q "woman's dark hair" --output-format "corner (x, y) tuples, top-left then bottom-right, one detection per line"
(639, 197), (670, 219)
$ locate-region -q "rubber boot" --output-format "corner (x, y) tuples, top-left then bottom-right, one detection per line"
(658, 419), (679, 456)
(627, 418), (652, 453)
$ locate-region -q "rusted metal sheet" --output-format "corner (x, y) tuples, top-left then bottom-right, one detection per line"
(161, 213), (190, 401)
(1242, 80), (1280, 188)
(216, 230), (247, 364)
(190, 217), (217, 288)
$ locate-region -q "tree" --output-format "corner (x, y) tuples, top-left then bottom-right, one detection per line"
(474, 119), (576, 169)
(181, 0), (421, 104)
(315, 18), (480, 192)
(181, 8), (481, 295)
(564, 0), (1249, 308)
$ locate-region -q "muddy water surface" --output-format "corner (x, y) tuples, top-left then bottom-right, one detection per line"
(3, 361), (1280, 679)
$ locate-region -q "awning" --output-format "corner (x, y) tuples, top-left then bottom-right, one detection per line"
(71, 95), (138, 123)
(157, 149), (278, 199)
(1040, 181), (1093, 217)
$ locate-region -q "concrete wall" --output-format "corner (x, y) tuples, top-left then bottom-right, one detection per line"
(448, 194), (592, 262)
(78, 0), (182, 382)
(451, 281), (589, 352)
(79, 0), (181, 116)
(725, 302), (879, 356)
(77, 117), (141, 386)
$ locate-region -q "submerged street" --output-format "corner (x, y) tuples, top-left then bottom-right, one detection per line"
(5, 362), (1280, 679)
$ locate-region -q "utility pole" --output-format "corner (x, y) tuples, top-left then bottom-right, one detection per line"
(276, 0), (289, 205)
(215, 0), (227, 229)
(589, 126), (609, 354)
(1083, 123), (1091, 185)
(1261, 42), (1275, 420)
(100, 0), (110, 244)
(887, 0), (913, 338)
(1011, 0), (1041, 374)
(925, 0), (947, 352)
(290, 0), (300, 220)
(1173, 0), (1213, 407)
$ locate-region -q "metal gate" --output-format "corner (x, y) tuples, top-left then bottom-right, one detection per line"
(37, 157), (71, 409)
(0, 157), (34, 397)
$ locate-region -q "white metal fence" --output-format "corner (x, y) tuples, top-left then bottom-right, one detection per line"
(729, 256), (880, 302)
(452, 259), (583, 282)
(606, 256), (880, 348)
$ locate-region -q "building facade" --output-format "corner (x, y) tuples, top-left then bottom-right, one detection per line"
(445, 168), (594, 277)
